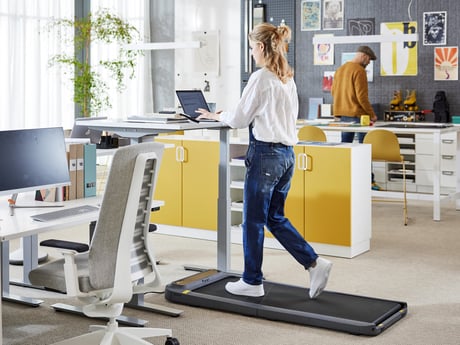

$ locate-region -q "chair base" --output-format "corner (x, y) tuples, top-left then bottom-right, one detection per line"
(52, 319), (173, 345)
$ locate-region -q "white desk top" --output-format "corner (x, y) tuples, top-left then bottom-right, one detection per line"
(0, 194), (164, 242)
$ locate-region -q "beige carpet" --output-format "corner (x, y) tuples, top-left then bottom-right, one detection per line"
(3, 200), (460, 345)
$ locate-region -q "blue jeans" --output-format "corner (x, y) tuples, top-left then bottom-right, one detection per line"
(340, 116), (375, 183)
(340, 116), (365, 143)
(242, 139), (318, 285)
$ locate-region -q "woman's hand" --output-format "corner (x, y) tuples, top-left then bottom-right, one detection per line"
(196, 108), (222, 121)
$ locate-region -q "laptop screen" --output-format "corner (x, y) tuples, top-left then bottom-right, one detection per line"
(176, 90), (210, 118)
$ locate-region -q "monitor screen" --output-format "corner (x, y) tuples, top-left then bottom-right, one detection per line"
(0, 127), (70, 197)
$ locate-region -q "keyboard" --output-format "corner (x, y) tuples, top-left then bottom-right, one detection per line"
(31, 205), (99, 222)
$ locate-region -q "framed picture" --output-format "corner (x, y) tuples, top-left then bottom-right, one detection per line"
(434, 46), (458, 81)
(423, 11), (446, 46)
(301, 0), (321, 31)
(323, 0), (344, 30)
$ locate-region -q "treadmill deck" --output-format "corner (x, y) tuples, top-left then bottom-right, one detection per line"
(165, 270), (407, 336)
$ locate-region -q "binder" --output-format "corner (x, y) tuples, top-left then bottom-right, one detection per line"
(83, 143), (97, 197)
(76, 143), (84, 198)
(68, 144), (78, 200)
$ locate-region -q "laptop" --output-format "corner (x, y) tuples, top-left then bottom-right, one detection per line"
(70, 117), (106, 144)
(176, 90), (218, 122)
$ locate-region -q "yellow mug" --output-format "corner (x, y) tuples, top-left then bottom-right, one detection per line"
(360, 115), (370, 126)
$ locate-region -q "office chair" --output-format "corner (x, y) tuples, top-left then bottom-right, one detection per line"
(29, 142), (180, 345)
(363, 129), (408, 226)
(298, 125), (327, 142)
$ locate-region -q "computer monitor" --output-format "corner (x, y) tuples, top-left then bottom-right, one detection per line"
(0, 127), (70, 209)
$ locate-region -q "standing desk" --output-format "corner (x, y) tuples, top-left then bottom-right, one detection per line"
(78, 119), (233, 273)
(309, 122), (460, 221)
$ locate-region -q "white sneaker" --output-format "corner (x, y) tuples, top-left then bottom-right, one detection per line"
(308, 257), (332, 299)
(225, 278), (264, 297)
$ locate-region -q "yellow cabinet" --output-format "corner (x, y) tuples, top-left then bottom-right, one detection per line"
(152, 137), (219, 231)
(286, 143), (371, 258)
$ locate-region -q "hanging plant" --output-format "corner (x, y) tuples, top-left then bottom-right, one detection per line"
(48, 9), (141, 117)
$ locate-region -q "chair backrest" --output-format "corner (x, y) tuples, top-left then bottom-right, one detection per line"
(88, 142), (164, 300)
(363, 129), (402, 162)
(298, 125), (327, 142)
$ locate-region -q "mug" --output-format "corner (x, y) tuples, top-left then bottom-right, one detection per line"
(360, 115), (370, 126)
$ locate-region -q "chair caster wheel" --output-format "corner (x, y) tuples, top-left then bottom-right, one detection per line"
(165, 337), (180, 345)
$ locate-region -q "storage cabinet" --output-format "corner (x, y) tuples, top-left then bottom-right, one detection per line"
(285, 143), (372, 258)
(152, 136), (219, 230)
(230, 142), (372, 258)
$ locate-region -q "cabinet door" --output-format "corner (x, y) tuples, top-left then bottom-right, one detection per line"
(304, 146), (351, 246)
(285, 145), (306, 237)
(151, 138), (183, 226)
(182, 140), (219, 230)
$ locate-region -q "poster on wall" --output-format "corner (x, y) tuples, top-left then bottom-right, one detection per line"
(434, 46), (458, 81)
(192, 31), (220, 76)
(301, 0), (321, 31)
(380, 22), (418, 76)
(323, 0), (344, 30)
(322, 71), (335, 92)
(347, 18), (375, 36)
(423, 11), (446, 46)
(313, 35), (334, 65)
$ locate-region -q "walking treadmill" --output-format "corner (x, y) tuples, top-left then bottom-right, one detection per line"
(165, 269), (407, 336)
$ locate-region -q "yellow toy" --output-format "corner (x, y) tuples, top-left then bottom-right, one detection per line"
(390, 90), (402, 110)
(404, 90), (419, 111)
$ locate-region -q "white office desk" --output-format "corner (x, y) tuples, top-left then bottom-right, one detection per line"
(303, 122), (460, 221)
(0, 194), (102, 305)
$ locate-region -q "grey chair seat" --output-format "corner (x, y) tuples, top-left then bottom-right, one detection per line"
(29, 253), (91, 293)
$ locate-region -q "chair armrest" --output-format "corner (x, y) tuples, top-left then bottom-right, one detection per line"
(60, 250), (81, 296)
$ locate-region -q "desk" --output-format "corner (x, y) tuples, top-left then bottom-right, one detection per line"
(0, 194), (101, 305)
(79, 119), (234, 272)
(306, 122), (460, 221)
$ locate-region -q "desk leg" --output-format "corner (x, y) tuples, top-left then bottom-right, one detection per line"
(1, 240), (43, 306)
(217, 128), (231, 272)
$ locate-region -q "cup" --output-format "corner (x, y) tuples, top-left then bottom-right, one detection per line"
(360, 115), (370, 126)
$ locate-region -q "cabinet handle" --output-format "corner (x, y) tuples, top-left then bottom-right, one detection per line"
(441, 155), (454, 160)
(441, 139), (454, 144)
(442, 171), (454, 176)
(306, 154), (312, 171)
(297, 153), (307, 170)
(176, 146), (185, 162)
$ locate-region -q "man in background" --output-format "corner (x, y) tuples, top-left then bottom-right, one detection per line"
(331, 45), (381, 190)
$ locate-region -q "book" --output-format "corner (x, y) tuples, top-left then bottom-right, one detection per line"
(76, 143), (84, 199)
(68, 144), (78, 200)
(83, 144), (97, 197)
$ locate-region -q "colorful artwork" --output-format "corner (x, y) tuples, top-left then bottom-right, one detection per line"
(423, 12), (446, 46)
(380, 22), (418, 76)
(301, 0), (321, 31)
(434, 46), (458, 81)
(313, 35), (334, 65)
(322, 71), (335, 92)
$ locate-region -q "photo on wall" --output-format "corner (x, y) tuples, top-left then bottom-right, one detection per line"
(423, 11), (446, 46)
(323, 0), (344, 30)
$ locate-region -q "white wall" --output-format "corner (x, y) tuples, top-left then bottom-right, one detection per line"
(174, 0), (241, 112)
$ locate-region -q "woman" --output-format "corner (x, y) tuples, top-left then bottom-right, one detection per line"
(197, 23), (332, 299)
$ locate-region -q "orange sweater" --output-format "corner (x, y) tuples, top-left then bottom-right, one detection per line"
(331, 61), (376, 118)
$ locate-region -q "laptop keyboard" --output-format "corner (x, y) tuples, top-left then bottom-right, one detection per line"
(31, 205), (99, 222)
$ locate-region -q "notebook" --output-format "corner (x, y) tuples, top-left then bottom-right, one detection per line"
(176, 90), (218, 122)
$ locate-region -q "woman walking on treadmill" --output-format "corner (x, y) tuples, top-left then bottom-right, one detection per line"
(196, 22), (332, 299)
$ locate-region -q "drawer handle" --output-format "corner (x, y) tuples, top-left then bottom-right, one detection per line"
(442, 155), (454, 160)
(297, 153), (307, 170)
(441, 139), (454, 144)
(442, 171), (454, 176)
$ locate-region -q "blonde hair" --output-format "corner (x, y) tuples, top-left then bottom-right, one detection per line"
(248, 22), (293, 83)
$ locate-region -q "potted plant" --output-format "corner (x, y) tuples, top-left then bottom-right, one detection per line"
(49, 9), (141, 117)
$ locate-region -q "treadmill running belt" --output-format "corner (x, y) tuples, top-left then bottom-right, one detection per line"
(165, 270), (407, 336)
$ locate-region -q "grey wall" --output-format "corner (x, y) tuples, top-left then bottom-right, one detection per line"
(295, 0), (459, 120)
